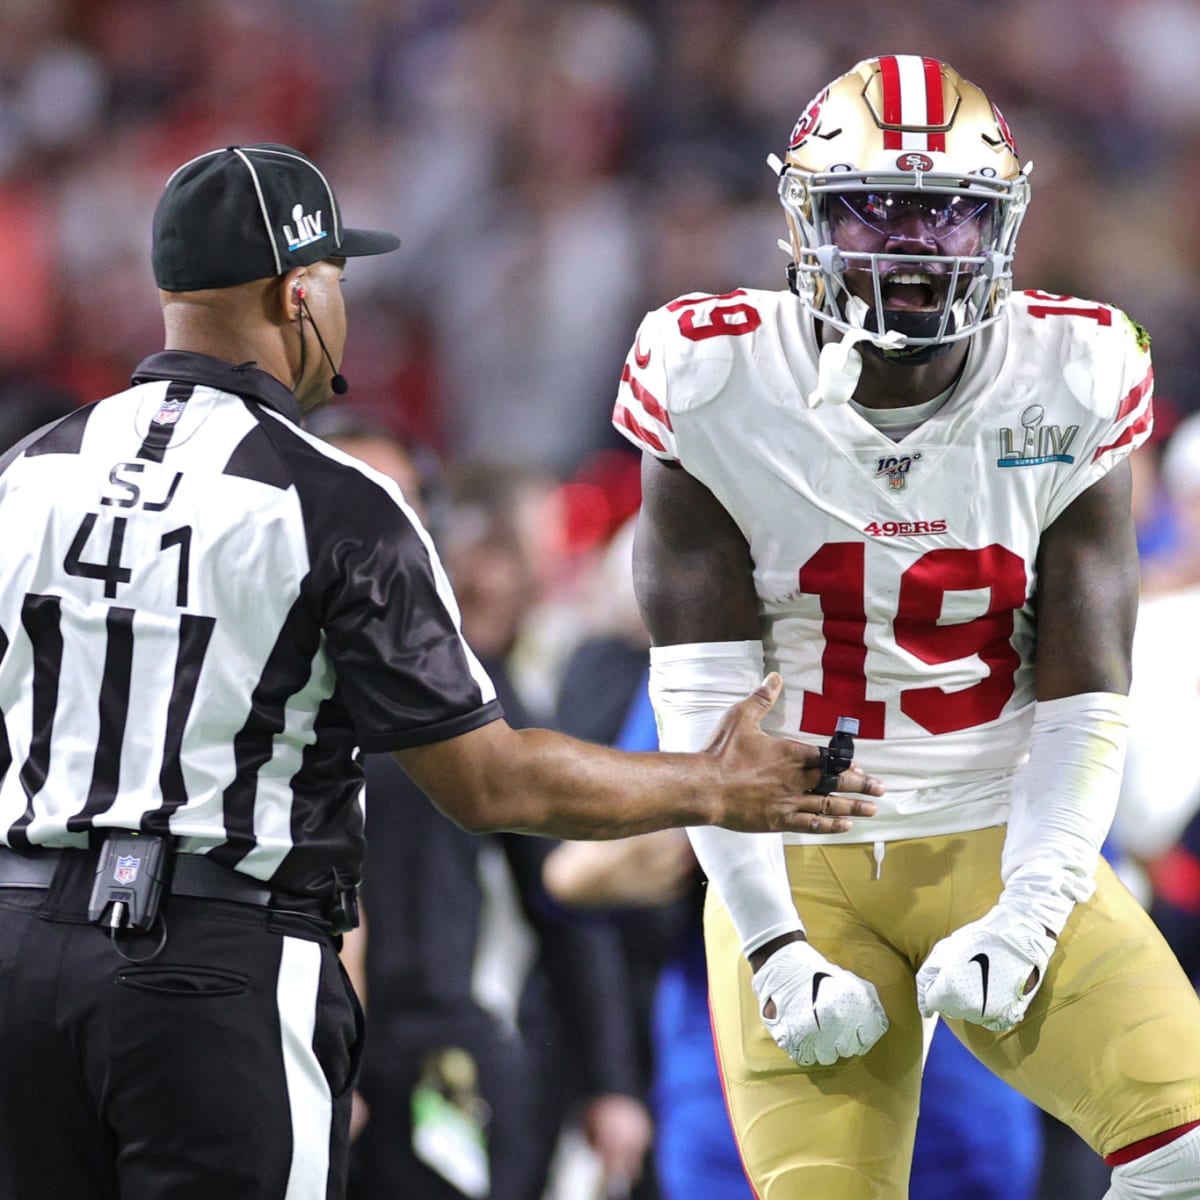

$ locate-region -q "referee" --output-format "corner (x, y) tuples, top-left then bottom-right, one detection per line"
(0, 143), (880, 1200)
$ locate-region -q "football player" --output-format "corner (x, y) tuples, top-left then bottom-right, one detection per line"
(615, 55), (1200, 1199)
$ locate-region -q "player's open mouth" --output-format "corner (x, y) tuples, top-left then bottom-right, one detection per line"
(881, 271), (942, 311)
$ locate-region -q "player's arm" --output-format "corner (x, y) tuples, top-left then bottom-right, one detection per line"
(633, 456), (761, 643)
(1034, 457), (1137, 698)
(1000, 457), (1135, 922)
(917, 462), (1135, 1031)
(637, 457), (795, 945)
(542, 831), (696, 909)
(636, 455), (805, 947)
(635, 454), (888, 1066)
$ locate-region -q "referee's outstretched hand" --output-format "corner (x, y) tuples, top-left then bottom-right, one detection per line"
(399, 673), (882, 841)
(701, 673), (883, 834)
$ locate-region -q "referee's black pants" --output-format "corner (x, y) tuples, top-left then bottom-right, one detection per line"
(0, 888), (363, 1199)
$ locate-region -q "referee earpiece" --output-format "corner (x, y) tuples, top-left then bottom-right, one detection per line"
(292, 280), (349, 395)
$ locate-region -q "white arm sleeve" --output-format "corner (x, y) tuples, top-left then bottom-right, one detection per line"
(1000, 691), (1130, 935)
(649, 641), (804, 955)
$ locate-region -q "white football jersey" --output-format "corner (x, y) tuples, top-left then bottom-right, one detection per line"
(615, 288), (1153, 842)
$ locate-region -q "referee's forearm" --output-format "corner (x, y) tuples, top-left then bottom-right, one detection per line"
(395, 691), (877, 839)
(396, 723), (724, 839)
(486, 729), (735, 837)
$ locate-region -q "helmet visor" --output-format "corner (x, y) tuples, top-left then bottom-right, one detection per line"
(832, 191), (998, 245)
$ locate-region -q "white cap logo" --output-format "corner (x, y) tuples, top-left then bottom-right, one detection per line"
(283, 203), (326, 252)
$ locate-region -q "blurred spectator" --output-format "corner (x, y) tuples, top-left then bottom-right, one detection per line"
(1152, 412), (1200, 589)
(347, 752), (651, 1200)
(305, 401), (445, 534)
(441, 459), (570, 718)
(1132, 426), (1186, 595)
(1117, 426), (1200, 988)
(313, 427), (651, 1200)
(0, 379), (78, 454)
(550, 517), (676, 1200)
(555, 514), (648, 747)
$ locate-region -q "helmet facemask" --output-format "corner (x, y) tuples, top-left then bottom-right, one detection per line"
(776, 57), (1031, 362)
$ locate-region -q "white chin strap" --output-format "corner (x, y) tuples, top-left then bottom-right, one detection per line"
(806, 296), (904, 409)
(805, 293), (975, 409)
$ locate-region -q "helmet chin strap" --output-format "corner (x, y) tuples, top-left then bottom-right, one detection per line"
(806, 295), (903, 408)
(806, 293), (970, 407)
(861, 299), (964, 366)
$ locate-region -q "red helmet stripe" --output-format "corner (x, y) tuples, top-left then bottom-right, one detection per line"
(896, 55), (932, 150)
(880, 55), (904, 149)
(923, 57), (946, 152)
(880, 55), (945, 152)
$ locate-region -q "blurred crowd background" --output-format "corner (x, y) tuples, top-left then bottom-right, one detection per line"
(6, 1), (1200, 1198)
(8, 0), (1200, 474)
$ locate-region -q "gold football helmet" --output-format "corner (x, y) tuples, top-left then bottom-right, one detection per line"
(774, 55), (1031, 355)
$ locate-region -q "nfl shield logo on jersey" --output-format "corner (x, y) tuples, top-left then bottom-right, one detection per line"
(875, 452), (921, 491)
(153, 398), (186, 426)
(114, 855), (140, 885)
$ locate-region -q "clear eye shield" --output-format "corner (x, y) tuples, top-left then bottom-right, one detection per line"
(834, 191), (996, 241)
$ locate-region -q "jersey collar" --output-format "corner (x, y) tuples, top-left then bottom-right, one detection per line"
(131, 351), (302, 425)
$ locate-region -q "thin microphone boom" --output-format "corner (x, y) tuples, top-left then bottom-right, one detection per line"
(298, 297), (349, 395)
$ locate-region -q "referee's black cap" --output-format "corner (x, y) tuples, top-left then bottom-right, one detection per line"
(152, 143), (400, 291)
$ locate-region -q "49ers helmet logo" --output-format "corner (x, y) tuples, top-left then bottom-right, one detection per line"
(896, 152), (934, 172)
(991, 102), (1017, 154)
(788, 89), (829, 149)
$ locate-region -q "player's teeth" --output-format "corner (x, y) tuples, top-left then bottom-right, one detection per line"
(889, 273), (932, 285)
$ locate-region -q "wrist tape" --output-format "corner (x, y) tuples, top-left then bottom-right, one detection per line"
(1001, 691), (1129, 935)
(649, 641), (803, 955)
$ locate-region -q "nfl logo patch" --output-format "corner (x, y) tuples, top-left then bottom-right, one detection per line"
(114, 855), (140, 885)
(153, 399), (186, 426)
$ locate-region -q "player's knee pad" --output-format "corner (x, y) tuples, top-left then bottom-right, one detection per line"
(1104, 1125), (1200, 1199)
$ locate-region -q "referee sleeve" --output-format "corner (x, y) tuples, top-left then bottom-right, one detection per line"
(322, 506), (501, 751)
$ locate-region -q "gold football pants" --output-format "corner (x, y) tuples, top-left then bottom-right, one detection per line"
(705, 826), (1200, 1199)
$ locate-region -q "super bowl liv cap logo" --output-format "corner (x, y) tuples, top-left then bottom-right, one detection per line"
(283, 203), (326, 252)
(997, 404), (1078, 468)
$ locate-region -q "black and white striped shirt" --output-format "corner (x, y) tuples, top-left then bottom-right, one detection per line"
(0, 351), (500, 897)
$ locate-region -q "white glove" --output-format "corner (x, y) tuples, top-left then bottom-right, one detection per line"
(751, 940), (889, 1067)
(916, 903), (1057, 1032)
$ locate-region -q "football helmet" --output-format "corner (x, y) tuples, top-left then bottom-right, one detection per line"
(774, 55), (1031, 358)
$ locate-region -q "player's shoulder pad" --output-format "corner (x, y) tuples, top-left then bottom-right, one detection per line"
(1007, 290), (1150, 354)
(636, 288), (776, 414)
(1006, 290), (1152, 418)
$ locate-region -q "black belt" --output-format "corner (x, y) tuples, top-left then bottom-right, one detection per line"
(0, 845), (275, 908)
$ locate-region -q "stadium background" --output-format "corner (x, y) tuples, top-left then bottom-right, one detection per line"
(3, 0), (1198, 477)
(3, 2), (1200, 1198)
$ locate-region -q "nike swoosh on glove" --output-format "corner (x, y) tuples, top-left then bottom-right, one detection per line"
(915, 905), (1057, 1032)
(751, 940), (889, 1067)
